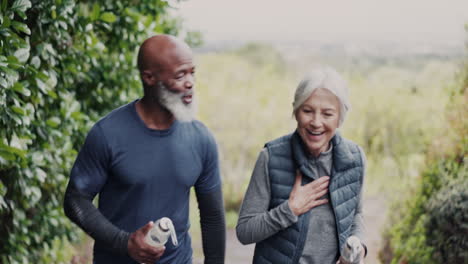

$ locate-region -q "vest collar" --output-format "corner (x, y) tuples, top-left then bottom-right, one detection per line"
(292, 131), (356, 179)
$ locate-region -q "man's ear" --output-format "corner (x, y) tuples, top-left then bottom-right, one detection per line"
(141, 70), (156, 86)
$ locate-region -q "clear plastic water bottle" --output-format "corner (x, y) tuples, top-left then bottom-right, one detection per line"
(340, 235), (363, 264)
(145, 217), (178, 247)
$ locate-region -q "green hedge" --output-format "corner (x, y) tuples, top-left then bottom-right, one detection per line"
(380, 32), (468, 263)
(426, 176), (468, 263)
(0, 0), (193, 262)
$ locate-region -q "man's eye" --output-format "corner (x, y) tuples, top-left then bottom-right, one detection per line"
(175, 74), (184, 80)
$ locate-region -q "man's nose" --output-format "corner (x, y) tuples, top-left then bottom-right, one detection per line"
(185, 75), (194, 89)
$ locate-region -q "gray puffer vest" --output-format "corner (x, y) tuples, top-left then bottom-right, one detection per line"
(252, 131), (364, 264)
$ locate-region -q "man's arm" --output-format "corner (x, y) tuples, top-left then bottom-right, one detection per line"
(64, 182), (165, 263)
(196, 185), (226, 264)
(63, 181), (130, 253)
(64, 123), (164, 263)
(194, 124), (226, 263)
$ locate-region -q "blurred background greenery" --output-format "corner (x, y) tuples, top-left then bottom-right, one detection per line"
(1, 0), (467, 263)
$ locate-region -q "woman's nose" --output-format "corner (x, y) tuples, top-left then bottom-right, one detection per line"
(309, 115), (321, 127)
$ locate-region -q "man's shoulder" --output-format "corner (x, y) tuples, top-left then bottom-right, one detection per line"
(183, 120), (213, 136)
(95, 101), (135, 129)
(180, 120), (217, 149)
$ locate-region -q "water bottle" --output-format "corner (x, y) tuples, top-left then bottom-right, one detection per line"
(145, 217), (178, 247)
(340, 235), (363, 264)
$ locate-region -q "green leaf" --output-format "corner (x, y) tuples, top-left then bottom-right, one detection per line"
(31, 152), (44, 165)
(91, 3), (100, 21)
(12, 82), (31, 96)
(13, 47), (30, 63)
(100, 12), (117, 23)
(0, 181), (6, 196)
(47, 90), (57, 99)
(11, 0), (31, 13)
(49, 217), (58, 227)
(2, 65), (19, 88)
(11, 105), (26, 115)
(11, 21), (30, 35)
(1, 15), (10, 28)
(46, 117), (61, 128)
(36, 78), (48, 93)
(0, 77), (7, 88)
(0, 149), (15, 161)
(35, 167), (46, 182)
(16, 10), (26, 19)
(0, 142), (25, 158)
(30, 56), (40, 68)
(1, 0), (7, 13)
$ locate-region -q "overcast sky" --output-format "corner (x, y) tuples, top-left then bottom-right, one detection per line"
(174, 0), (468, 47)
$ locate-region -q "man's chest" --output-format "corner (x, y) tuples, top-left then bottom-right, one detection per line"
(108, 140), (204, 188)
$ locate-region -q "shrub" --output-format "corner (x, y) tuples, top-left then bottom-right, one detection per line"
(380, 28), (467, 264)
(0, 0), (189, 262)
(426, 176), (468, 263)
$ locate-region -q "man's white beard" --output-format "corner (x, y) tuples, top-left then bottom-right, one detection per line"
(157, 82), (197, 122)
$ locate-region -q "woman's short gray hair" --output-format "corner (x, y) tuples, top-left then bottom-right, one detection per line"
(292, 66), (350, 126)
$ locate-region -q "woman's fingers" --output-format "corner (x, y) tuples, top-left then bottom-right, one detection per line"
(304, 177), (329, 194)
(311, 188), (328, 200)
(307, 199), (329, 211)
(289, 173), (331, 215)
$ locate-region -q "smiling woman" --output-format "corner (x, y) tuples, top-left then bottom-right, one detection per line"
(295, 88), (341, 157)
(236, 66), (367, 264)
(292, 68), (349, 158)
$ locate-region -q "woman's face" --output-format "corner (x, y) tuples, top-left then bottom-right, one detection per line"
(295, 88), (340, 157)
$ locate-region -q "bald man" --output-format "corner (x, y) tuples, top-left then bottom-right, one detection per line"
(64, 35), (226, 264)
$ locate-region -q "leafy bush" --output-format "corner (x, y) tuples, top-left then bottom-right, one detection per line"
(380, 29), (468, 264)
(426, 176), (468, 263)
(0, 0), (189, 262)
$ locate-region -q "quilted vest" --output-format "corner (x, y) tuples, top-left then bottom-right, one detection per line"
(252, 131), (364, 264)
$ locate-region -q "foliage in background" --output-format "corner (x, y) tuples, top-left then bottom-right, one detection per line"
(379, 34), (467, 263)
(0, 0), (191, 262)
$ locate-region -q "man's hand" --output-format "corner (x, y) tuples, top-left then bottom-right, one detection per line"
(288, 170), (330, 216)
(128, 221), (166, 264)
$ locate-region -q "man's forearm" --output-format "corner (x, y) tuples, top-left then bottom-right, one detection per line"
(196, 186), (226, 264)
(63, 182), (130, 254)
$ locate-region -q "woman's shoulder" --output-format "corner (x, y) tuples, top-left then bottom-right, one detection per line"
(264, 133), (294, 149)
